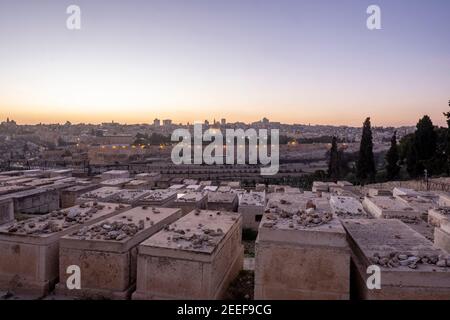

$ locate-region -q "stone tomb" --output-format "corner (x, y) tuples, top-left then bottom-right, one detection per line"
(124, 179), (152, 190)
(362, 196), (421, 220)
(173, 192), (207, 214)
(238, 192), (266, 231)
(434, 221), (450, 253)
(0, 202), (130, 296)
(132, 209), (243, 300)
(101, 170), (130, 180)
(76, 187), (122, 204)
(0, 198), (14, 226)
(428, 207), (450, 227)
(255, 195), (350, 300)
(6, 188), (60, 215)
(57, 206), (183, 299)
(60, 184), (99, 208)
(107, 189), (151, 206)
(438, 193), (450, 207)
(100, 178), (133, 188)
(343, 219), (450, 300)
(329, 196), (369, 219)
(367, 188), (392, 197)
(207, 192), (238, 212)
(138, 189), (177, 207)
(395, 194), (437, 220)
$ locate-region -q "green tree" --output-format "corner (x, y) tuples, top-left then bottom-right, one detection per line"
(385, 131), (400, 180)
(327, 136), (340, 181)
(356, 117), (376, 184)
(407, 115), (437, 177)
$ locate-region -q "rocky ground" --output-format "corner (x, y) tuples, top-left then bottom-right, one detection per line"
(224, 270), (254, 300)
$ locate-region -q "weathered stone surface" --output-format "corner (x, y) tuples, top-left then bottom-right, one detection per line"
(330, 196), (369, 219)
(343, 219), (450, 300)
(238, 192), (265, 231)
(133, 209), (243, 300)
(76, 187), (122, 204)
(138, 189), (177, 207)
(428, 207), (450, 228)
(173, 192), (207, 214)
(60, 184), (98, 208)
(434, 222), (450, 254)
(0, 198), (14, 226)
(363, 196), (421, 219)
(255, 193), (349, 300)
(0, 202), (130, 296)
(207, 192), (238, 212)
(56, 206), (183, 299)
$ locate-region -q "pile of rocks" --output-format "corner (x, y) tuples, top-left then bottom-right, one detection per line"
(164, 220), (225, 250)
(71, 216), (145, 241)
(6, 202), (111, 235)
(370, 252), (450, 269)
(264, 199), (333, 229)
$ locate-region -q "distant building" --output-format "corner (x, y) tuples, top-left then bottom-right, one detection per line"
(221, 118), (226, 126)
(153, 119), (160, 127)
(163, 119), (172, 126)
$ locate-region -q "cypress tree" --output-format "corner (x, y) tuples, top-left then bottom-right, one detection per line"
(356, 117), (376, 184)
(407, 115), (436, 177)
(328, 136), (340, 181)
(385, 131), (400, 180)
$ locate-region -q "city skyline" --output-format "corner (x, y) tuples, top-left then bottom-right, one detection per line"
(1, 0), (449, 127)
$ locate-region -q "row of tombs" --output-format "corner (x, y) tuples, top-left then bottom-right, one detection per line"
(0, 181), (449, 299)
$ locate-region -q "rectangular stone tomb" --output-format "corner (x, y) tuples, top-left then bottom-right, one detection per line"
(7, 188), (60, 215)
(60, 184), (99, 208)
(76, 187), (121, 204)
(107, 189), (151, 206)
(395, 195), (436, 219)
(363, 196), (421, 220)
(255, 201), (350, 300)
(207, 192), (238, 212)
(101, 170), (130, 180)
(56, 206), (183, 299)
(438, 193), (450, 207)
(0, 198), (14, 226)
(428, 207), (450, 228)
(138, 189), (177, 207)
(330, 196), (369, 219)
(342, 219), (450, 300)
(124, 180), (152, 190)
(238, 192), (266, 231)
(0, 202), (130, 296)
(434, 221), (450, 254)
(100, 178), (133, 187)
(173, 192), (207, 214)
(133, 209), (243, 300)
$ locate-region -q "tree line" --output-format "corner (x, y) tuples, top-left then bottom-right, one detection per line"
(328, 104), (450, 185)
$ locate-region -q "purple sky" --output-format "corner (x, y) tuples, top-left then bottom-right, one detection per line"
(0, 0), (449, 126)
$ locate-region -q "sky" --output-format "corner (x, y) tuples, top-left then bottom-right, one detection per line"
(0, 0), (449, 126)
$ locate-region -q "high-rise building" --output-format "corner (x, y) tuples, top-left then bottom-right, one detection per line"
(221, 118), (226, 125)
(153, 118), (160, 126)
(163, 119), (172, 126)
